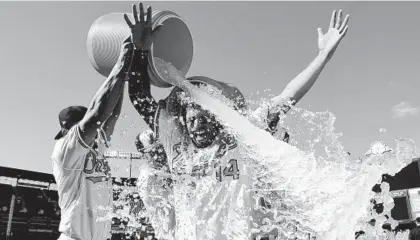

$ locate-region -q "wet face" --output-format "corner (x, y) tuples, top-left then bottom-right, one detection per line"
(185, 105), (220, 148)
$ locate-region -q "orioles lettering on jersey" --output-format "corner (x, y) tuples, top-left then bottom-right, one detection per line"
(215, 134), (237, 159)
(83, 150), (111, 184)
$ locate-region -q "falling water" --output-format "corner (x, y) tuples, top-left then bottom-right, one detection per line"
(112, 58), (418, 240)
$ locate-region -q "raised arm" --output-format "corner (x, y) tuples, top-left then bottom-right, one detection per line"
(268, 10), (350, 121)
(102, 38), (134, 141)
(102, 93), (123, 141)
(125, 3), (162, 130)
(77, 40), (134, 147)
(128, 49), (158, 130)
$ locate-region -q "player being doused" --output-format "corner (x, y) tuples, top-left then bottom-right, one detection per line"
(125, 2), (350, 239)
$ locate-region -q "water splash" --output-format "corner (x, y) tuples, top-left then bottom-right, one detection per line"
(130, 58), (418, 240)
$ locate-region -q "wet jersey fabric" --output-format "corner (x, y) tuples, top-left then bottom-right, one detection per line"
(155, 101), (257, 240)
(52, 125), (112, 240)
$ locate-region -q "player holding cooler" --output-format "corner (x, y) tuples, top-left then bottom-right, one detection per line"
(50, 3), (162, 239)
(51, 38), (132, 240)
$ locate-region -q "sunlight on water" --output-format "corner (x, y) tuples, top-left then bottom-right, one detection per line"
(110, 58), (418, 240)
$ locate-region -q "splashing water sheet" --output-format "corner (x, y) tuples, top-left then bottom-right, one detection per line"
(124, 58), (420, 240)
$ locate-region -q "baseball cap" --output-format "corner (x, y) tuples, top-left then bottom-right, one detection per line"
(54, 106), (88, 140)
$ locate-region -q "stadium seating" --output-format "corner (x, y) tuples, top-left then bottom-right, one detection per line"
(0, 167), (153, 239)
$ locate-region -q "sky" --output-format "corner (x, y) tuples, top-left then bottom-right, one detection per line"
(0, 1), (419, 177)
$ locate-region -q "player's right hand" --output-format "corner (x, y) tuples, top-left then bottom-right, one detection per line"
(124, 2), (163, 51)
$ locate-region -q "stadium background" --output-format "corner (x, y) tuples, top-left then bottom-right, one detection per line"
(0, 151), (156, 240)
(1, 146), (419, 240)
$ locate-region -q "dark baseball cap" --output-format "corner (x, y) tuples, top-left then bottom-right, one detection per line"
(54, 106), (88, 140)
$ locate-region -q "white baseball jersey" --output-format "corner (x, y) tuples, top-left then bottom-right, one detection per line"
(155, 103), (255, 240)
(51, 125), (112, 240)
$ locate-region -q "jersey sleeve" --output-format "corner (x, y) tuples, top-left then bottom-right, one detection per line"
(51, 124), (90, 170)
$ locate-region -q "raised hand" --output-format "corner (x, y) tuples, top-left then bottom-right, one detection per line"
(124, 2), (162, 51)
(317, 10), (350, 61)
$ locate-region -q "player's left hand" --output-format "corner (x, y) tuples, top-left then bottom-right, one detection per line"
(317, 10), (350, 61)
(124, 2), (162, 51)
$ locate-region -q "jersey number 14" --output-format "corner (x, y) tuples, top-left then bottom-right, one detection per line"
(215, 159), (239, 182)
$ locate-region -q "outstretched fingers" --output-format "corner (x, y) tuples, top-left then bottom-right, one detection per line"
(139, 3), (145, 23)
(329, 10), (337, 29)
(133, 4), (139, 23)
(330, 9), (350, 38)
(335, 10), (342, 29)
(124, 13), (134, 28)
(147, 6), (152, 24)
(126, 3), (151, 27)
(339, 14), (350, 33)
